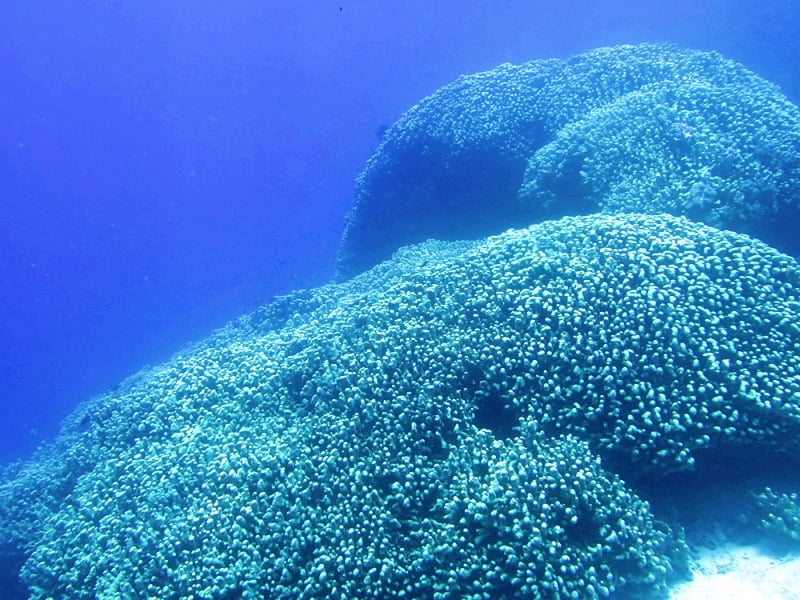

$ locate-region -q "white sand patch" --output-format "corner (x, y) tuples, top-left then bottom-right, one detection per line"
(670, 543), (800, 600)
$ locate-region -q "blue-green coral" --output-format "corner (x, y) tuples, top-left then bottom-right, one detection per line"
(519, 76), (800, 231)
(745, 487), (800, 546)
(337, 43), (800, 278)
(3, 213), (800, 598)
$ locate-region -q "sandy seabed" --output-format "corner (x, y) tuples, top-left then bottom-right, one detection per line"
(669, 543), (800, 600)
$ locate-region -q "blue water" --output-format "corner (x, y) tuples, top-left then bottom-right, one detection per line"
(1, 0), (798, 463)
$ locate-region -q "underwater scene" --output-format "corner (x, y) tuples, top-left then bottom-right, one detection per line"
(2, 3), (800, 599)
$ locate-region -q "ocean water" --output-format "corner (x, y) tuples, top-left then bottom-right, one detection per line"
(2, 1), (800, 598)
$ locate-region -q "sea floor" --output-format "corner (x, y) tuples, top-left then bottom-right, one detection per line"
(669, 541), (800, 600)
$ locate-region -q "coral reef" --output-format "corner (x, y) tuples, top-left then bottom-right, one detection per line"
(4, 42), (800, 598)
(337, 44), (800, 279)
(746, 487), (800, 546)
(3, 214), (800, 598)
(519, 77), (800, 234)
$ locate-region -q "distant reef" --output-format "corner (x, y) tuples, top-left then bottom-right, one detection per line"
(337, 43), (800, 279)
(2, 44), (800, 599)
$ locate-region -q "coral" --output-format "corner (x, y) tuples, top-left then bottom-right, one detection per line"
(336, 44), (800, 278)
(746, 487), (800, 546)
(3, 213), (800, 598)
(518, 77), (800, 235)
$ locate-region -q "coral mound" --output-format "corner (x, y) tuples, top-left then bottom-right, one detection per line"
(3, 213), (800, 598)
(337, 43), (800, 278)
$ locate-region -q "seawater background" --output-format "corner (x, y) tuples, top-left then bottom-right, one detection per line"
(1, 0), (799, 463)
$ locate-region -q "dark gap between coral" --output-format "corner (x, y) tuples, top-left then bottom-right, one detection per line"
(474, 391), (521, 440)
(608, 444), (800, 541)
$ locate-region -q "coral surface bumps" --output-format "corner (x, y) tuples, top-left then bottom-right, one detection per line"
(337, 43), (800, 278)
(2, 213), (800, 598)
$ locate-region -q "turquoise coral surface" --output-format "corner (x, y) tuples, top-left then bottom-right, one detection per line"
(3, 214), (800, 598)
(337, 43), (800, 279)
(2, 43), (800, 599)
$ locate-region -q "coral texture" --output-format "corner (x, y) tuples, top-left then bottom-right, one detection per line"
(337, 44), (800, 278)
(3, 214), (800, 598)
